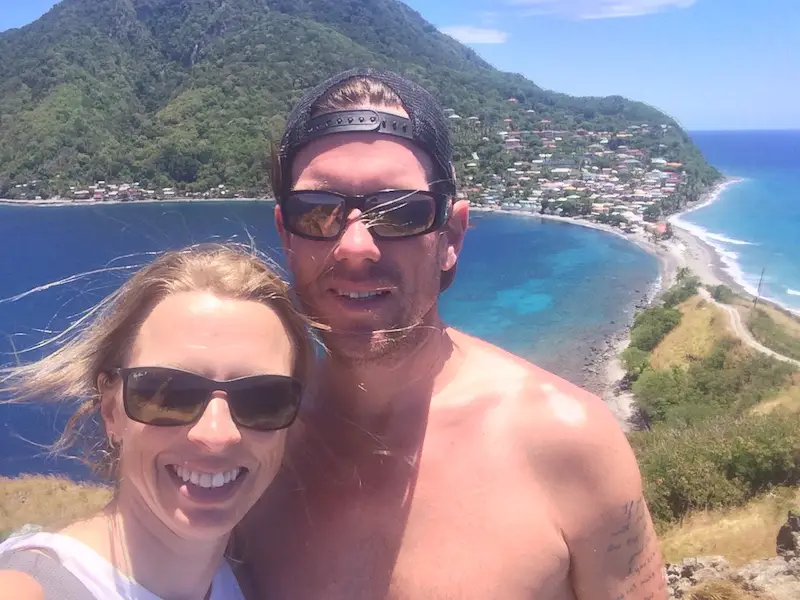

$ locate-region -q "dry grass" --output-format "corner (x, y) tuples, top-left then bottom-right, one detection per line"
(685, 579), (774, 600)
(650, 295), (731, 370)
(753, 373), (800, 415)
(732, 297), (800, 338)
(732, 298), (800, 362)
(659, 487), (800, 567)
(0, 475), (112, 539)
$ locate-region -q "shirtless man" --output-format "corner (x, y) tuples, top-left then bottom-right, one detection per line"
(237, 68), (668, 600)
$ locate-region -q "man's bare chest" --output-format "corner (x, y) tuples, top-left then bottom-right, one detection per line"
(249, 458), (573, 600)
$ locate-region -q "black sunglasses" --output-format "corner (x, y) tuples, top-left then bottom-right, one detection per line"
(280, 189), (451, 241)
(111, 367), (303, 432)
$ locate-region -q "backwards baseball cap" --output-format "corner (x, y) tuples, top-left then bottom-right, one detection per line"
(276, 67), (457, 198)
(276, 67), (459, 292)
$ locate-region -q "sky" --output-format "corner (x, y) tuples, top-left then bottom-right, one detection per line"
(0, 0), (797, 130)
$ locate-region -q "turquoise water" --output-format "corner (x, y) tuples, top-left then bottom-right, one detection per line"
(0, 202), (657, 477)
(676, 131), (800, 313)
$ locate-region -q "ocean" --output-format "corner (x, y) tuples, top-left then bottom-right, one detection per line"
(0, 202), (657, 478)
(675, 130), (800, 313)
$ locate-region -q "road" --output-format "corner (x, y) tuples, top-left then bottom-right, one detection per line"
(699, 287), (800, 368)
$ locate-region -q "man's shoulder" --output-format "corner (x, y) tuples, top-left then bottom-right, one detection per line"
(451, 328), (617, 433)
(449, 327), (630, 468)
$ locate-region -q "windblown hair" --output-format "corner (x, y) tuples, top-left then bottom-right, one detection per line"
(309, 76), (405, 117)
(269, 76), (406, 200)
(0, 243), (314, 481)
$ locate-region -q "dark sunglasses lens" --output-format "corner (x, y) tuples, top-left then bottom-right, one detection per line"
(284, 192), (345, 239)
(125, 369), (206, 426)
(365, 191), (438, 238)
(228, 377), (302, 431)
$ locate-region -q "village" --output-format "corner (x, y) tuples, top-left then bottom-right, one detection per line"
(5, 99), (695, 243)
(447, 101), (688, 238)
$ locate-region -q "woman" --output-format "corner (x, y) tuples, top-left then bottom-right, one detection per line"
(0, 243), (313, 599)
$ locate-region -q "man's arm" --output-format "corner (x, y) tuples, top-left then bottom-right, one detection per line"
(526, 380), (668, 600)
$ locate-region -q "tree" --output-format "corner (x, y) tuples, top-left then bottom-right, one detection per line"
(621, 347), (650, 378)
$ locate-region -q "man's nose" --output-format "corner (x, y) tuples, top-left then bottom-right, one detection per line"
(186, 394), (242, 453)
(332, 208), (381, 265)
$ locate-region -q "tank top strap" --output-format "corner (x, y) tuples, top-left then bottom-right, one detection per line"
(0, 531), (243, 600)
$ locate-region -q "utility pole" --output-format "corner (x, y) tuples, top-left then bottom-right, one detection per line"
(752, 267), (766, 311)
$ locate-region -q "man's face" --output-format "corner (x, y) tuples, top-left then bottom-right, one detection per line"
(277, 129), (467, 364)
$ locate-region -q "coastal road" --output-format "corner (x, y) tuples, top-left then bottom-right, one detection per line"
(699, 288), (800, 368)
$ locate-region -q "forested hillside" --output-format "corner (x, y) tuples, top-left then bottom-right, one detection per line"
(0, 0), (718, 197)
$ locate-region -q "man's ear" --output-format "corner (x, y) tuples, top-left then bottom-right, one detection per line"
(98, 372), (123, 444)
(442, 199), (469, 272)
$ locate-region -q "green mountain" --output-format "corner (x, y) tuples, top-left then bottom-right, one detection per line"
(0, 0), (719, 197)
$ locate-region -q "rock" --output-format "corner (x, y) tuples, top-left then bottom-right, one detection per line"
(668, 510), (800, 600)
(664, 556), (731, 597)
(735, 557), (800, 600)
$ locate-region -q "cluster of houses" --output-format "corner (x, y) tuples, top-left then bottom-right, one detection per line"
(8, 99), (692, 234)
(448, 103), (688, 235)
(65, 182), (239, 202)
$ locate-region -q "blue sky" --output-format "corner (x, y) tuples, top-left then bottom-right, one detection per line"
(1, 0), (797, 130)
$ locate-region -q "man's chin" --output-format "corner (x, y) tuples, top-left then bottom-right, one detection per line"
(323, 328), (391, 360)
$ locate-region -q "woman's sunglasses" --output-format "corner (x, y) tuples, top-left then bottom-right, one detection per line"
(110, 367), (303, 431)
(279, 189), (450, 241)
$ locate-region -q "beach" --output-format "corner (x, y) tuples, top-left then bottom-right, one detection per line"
(473, 179), (759, 428)
(0, 188), (753, 430)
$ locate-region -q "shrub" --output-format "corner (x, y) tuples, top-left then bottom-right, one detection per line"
(630, 411), (800, 527)
(632, 366), (688, 423)
(632, 338), (795, 426)
(621, 346), (650, 377)
(630, 307), (682, 352)
(662, 276), (701, 308)
(711, 284), (735, 304)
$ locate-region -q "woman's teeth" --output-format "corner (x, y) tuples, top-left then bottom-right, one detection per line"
(339, 291), (385, 299)
(173, 466), (242, 488)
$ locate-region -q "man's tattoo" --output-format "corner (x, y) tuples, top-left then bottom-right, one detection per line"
(606, 498), (666, 598)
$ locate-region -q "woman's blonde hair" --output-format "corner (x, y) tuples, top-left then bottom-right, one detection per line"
(1, 243), (313, 481)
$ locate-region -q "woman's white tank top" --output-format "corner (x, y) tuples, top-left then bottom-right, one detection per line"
(0, 531), (245, 600)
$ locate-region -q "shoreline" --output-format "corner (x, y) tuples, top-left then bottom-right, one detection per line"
(668, 180), (800, 319)
(470, 205), (674, 415)
(9, 187), (789, 429)
(0, 197), (273, 207)
(470, 178), (773, 428)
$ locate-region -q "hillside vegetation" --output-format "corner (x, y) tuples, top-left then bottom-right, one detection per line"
(0, 475), (111, 542)
(0, 0), (718, 197)
(621, 275), (800, 568)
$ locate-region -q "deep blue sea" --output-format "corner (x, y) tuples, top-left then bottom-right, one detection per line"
(676, 130), (800, 313)
(0, 203), (657, 478)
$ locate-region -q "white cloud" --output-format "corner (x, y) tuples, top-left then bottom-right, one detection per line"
(506, 0), (697, 19)
(439, 25), (510, 44)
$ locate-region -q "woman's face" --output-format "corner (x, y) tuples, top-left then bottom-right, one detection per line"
(102, 291), (296, 541)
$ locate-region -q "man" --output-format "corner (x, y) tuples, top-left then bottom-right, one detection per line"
(237, 68), (667, 600)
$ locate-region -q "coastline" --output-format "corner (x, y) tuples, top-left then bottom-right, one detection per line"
(7, 186), (783, 429)
(0, 197), (273, 207)
(470, 177), (766, 429)
(470, 205), (673, 418)
(668, 179), (800, 318)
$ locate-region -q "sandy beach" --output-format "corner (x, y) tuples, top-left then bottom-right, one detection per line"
(2, 187), (754, 429)
(473, 179), (763, 428)
(666, 178), (798, 317)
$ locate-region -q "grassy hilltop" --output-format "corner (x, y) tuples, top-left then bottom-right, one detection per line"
(620, 273), (800, 570)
